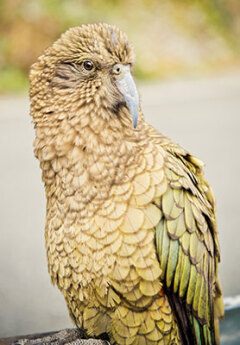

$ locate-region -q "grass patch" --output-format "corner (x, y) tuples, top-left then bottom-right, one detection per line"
(0, 67), (29, 93)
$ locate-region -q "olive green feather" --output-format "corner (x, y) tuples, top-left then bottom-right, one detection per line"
(166, 239), (178, 287)
(155, 151), (224, 344)
(179, 253), (191, 298)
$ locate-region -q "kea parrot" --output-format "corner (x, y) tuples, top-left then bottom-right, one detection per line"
(29, 23), (224, 345)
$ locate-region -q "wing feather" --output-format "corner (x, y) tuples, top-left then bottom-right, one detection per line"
(155, 151), (223, 345)
(166, 239), (179, 286)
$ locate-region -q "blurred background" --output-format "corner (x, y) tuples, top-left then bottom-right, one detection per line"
(0, 0), (240, 343)
(1, 0), (240, 91)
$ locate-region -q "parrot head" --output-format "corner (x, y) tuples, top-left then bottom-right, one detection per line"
(30, 23), (140, 129)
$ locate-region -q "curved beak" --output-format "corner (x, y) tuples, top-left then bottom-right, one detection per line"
(115, 65), (139, 129)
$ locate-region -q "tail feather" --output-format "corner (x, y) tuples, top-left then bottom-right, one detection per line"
(166, 287), (219, 345)
(190, 314), (214, 345)
(193, 316), (202, 344)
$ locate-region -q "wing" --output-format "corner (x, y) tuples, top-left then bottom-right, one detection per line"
(155, 150), (223, 345)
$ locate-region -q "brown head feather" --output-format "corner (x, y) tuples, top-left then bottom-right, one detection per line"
(29, 23), (136, 125)
(29, 23), (144, 195)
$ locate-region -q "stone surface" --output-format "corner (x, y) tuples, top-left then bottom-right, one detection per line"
(0, 329), (105, 345)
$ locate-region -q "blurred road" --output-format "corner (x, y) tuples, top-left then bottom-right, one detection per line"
(1, 70), (240, 337)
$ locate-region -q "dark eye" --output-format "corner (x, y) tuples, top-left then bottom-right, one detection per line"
(83, 60), (94, 71)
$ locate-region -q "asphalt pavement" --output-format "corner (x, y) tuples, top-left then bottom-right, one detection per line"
(1, 70), (240, 337)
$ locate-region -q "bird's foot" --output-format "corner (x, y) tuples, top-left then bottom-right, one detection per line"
(12, 328), (107, 345)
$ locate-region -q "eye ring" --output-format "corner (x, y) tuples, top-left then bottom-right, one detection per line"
(112, 64), (122, 75)
(83, 60), (94, 71)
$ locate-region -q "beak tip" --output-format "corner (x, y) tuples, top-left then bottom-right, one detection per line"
(132, 116), (138, 129)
